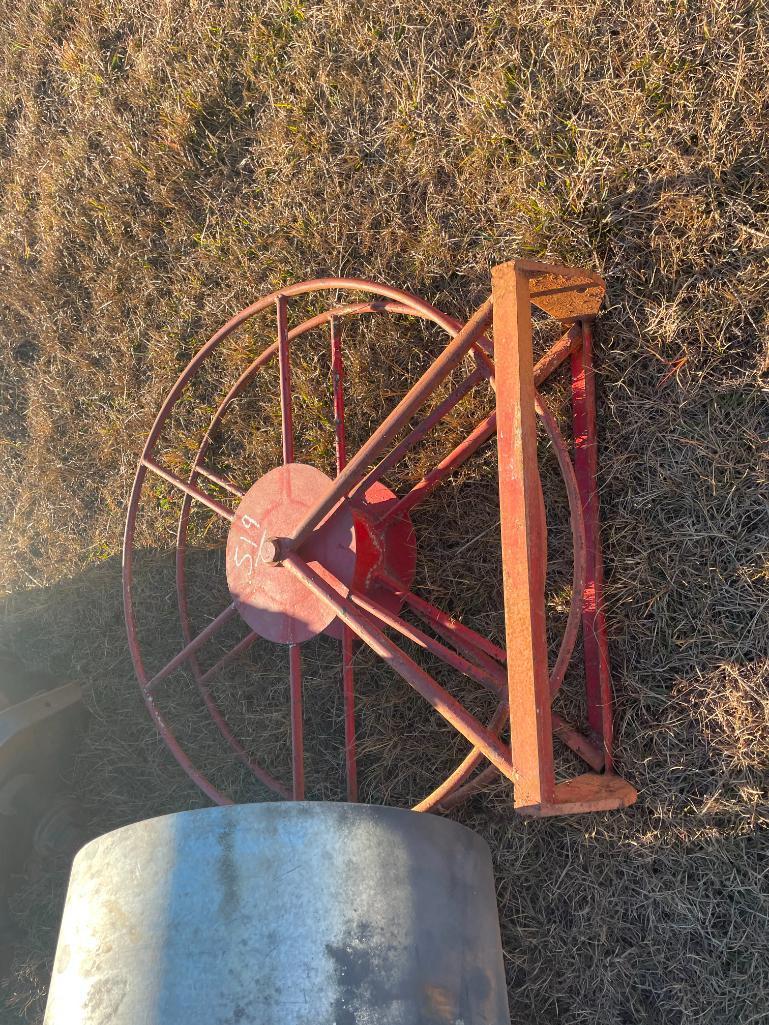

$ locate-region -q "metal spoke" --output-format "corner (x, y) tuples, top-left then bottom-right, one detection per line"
(145, 603), (238, 692)
(349, 588), (506, 697)
(350, 367), (485, 502)
(283, 552), (518, 784)
(142, 456), (235, 521)
(346, 326), (578, 508)
(277, 294), (294, 464)
(289, 643), (304, 799)
(374, 571), (604, 773)
(192, 464), (245, 498)
(377, 572), (507, 668)
(199, 631), (259, 684)
(381, 411), (497, 525)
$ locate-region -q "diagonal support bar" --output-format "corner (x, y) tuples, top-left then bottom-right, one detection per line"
(351, 367), (486, 501)
(283, 552), (519, 784)
(283, 297), (494, 553)
(382, 411), (497, 524)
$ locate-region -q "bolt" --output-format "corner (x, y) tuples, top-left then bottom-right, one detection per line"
(261, 537), (282, 564)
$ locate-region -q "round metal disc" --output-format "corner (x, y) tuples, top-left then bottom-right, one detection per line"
(226, 463), (357, 644)
(324, 481), (417, 640)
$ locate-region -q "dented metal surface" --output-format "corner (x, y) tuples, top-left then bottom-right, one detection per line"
(44, 802), (510, 1025)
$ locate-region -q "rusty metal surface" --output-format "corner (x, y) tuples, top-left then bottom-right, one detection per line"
(514, 259), (606, 321)
(0, 683), (82, 778)
(44, 803), (510, 1025)
(492, 263), (555, 809)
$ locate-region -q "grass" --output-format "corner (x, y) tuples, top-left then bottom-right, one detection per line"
(1, 0), (768, 1021)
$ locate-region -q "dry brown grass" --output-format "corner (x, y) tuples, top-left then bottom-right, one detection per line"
(1, 0), (768, 1022)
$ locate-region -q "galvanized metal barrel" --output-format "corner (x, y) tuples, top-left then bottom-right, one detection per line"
(44, 802), (510, 1024)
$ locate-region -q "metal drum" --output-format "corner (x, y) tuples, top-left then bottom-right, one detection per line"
(44, 802), (510, 1024)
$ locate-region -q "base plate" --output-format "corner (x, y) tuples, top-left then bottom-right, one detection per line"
(515, 772), (638, 817)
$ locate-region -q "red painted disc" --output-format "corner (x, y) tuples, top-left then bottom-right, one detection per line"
(324, 481), (416, 640)
(226, 463), (356, 644)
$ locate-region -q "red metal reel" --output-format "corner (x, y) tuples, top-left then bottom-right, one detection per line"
(123, 271), (634, 816)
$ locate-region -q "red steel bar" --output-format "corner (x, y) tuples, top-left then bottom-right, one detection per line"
(492, 262), (556, 810)
(572, 319), (614, 770)
(199, 631), (259, 684)
(381, 327), (582, 526)
(277, 295), (294, 465)
(341, 629), (357, 802)
(349, 588), (506, 697)
(193, 464), (245, 497)
(349, 326), (578, 508)
(552, 716), (604, 771)
(145, 603), (238, 692)
(381, 411), (497, 524)
(350, 367), (485, 501)
(376, 571), (507, 673)
(532, 393), (587, 697)
(330, 314), (358, 801)
(391, 583), (506, 662)
(289, 643), (305, 799)
(283, 297), (494, 553)
(407, 602), (506, 679)
(533, 324), (583, 385)
(283, 552), (519, 784)
(142, 456), (235, 521)
(375, 573), (604, 774)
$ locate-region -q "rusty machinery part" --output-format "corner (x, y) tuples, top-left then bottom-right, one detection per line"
(0, 680), (85, 854)
(1, 678), (85, 976)
(123, 263), (638, 817)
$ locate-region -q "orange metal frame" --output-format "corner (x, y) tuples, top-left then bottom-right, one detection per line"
(494, 260), (635, 815)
